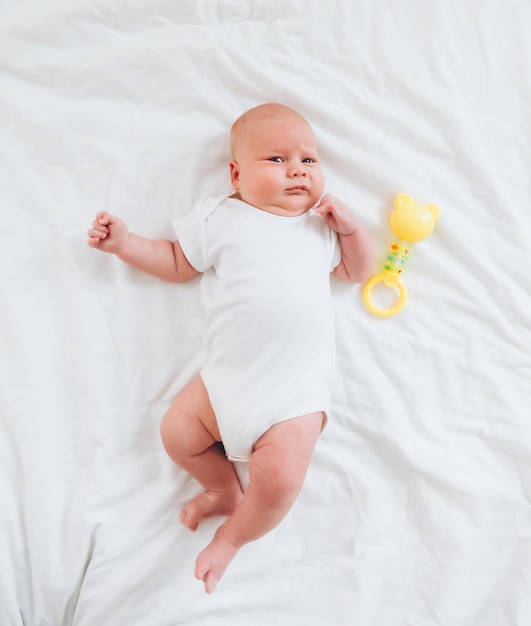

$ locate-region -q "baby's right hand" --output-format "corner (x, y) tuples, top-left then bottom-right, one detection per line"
(87, 211), (130, 254)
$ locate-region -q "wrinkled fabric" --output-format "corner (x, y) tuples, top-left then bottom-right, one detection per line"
(0, 1), (530, 625)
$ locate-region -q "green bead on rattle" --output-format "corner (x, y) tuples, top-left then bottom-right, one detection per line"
(362, 193), (440, 317)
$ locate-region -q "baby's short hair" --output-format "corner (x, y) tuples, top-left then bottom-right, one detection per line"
(230, 103), (311, 159)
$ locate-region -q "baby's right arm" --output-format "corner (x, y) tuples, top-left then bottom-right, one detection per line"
(87, 211), (199, 283)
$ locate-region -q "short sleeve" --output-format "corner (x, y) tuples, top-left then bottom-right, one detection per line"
(172, 196), (226, 272)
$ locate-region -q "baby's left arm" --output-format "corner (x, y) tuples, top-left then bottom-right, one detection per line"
(315, 194), (374, 283)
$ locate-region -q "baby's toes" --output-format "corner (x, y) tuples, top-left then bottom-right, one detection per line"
(179, 505), (200, 531)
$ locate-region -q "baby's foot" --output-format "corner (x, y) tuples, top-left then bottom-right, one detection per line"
(195, 526), (240, 594)
(180, 489), (242, 532)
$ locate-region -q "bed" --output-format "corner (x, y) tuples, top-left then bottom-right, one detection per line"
(1, 1), (530, 624)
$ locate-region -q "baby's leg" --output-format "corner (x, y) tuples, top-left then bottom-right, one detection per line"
(160, 376), (243, 531)
(195, 411), (324, 593)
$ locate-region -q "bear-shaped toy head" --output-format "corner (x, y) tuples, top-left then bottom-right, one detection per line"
(389, 193), (440, 243)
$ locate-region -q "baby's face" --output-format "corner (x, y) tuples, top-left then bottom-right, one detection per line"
(229, 117), (324, 217)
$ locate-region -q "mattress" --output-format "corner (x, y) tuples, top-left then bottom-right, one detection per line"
(1, 1), (530, 624)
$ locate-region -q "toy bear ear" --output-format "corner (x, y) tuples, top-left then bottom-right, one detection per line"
(395, 193), (413, 210)
(425, 204), (440, 221)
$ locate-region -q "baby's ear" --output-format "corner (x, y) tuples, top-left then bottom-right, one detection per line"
(229, 160), (240, 189)
(425, 203), (440, 221)
(394, 193), (413, 210)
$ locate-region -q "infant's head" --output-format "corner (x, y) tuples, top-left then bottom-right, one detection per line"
(229, 103), (324, 217)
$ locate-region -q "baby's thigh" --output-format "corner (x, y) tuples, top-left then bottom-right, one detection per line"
(161, 376), (221, 449)
(253, 412), (324, 481)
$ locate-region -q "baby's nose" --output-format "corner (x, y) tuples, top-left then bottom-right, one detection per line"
(288, 164), (306, 176)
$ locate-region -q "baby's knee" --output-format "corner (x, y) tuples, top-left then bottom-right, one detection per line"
(160, 404), (187, 459)
(160, 385), (218, 463)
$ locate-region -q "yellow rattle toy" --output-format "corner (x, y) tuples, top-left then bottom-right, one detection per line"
(362, 193), (440, 317)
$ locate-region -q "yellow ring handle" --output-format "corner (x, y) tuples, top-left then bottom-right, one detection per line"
(362, 272), (408, 317)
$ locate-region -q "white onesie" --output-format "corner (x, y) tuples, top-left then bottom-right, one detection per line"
(173, 195), (340, 462)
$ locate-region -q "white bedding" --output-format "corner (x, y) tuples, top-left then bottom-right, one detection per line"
(1, 1), (530, 624)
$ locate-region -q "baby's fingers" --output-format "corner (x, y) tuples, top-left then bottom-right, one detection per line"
(88, 226), (107, 237)
(87, 227), (108, 247)
(91, 217), (109, 233)
(95, 211), (112, 225)
(87, 235), (103, 248)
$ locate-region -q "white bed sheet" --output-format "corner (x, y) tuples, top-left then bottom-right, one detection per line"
(1, 1), (530, 625)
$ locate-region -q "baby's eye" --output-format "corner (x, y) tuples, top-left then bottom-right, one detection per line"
(269, 156), (284, 163)
(302, 158), (315, 163)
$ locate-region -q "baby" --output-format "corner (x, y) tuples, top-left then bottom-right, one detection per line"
(87, 103), (374, 593)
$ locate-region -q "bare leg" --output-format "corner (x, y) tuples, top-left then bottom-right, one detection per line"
(160, 377), (243, 531)
(194, 411), (324, 593)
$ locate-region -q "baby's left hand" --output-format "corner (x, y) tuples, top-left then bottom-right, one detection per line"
(314, 194), (359, 236)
